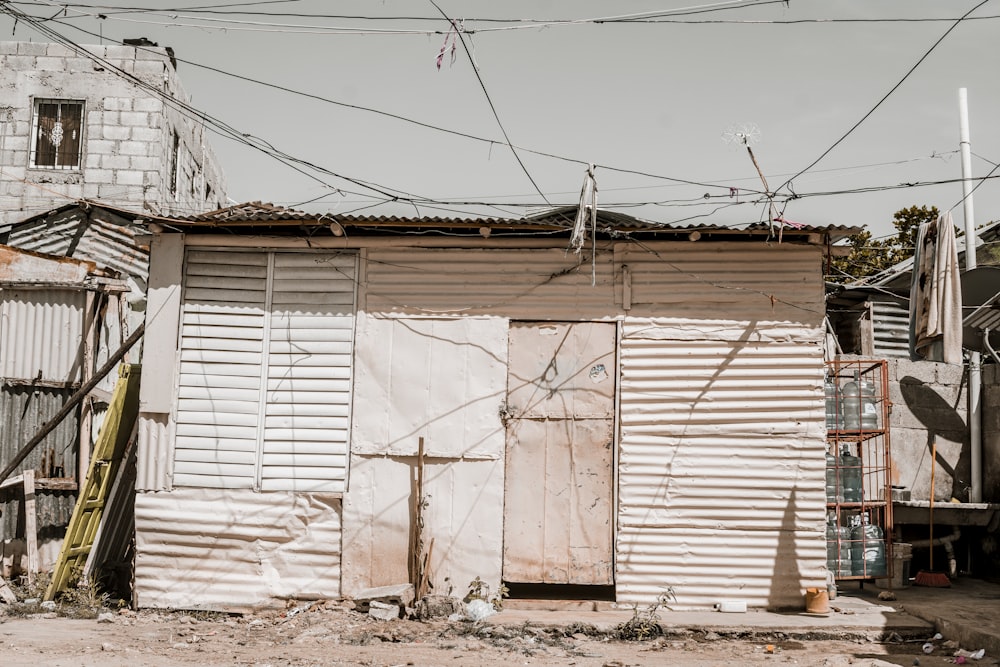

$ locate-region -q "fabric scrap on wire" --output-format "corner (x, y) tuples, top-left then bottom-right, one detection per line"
(570, 163), (597, 254)
(436, 21), (460, 70)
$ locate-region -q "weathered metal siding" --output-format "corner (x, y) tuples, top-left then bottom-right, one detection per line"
(363, 247), (617, 319)
(870, 299), (910, 359)
(0, 288), (86, 382)
(136, 412), (173, 491)
(0, 386), (78, 552)
(617, 323), (827, 609)
(351, 316), (508, 459)
(6, 208), (150, 285)
(616, 242), (824, 323)
(340, 454), (504, 598)
(134, 488), (342, 610)
(615, 241), (827, 607)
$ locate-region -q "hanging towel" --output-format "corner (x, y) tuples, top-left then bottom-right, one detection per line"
(909, 211), (963, 363)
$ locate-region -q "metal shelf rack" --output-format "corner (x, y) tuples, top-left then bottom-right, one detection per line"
(825, 359), (894, 582)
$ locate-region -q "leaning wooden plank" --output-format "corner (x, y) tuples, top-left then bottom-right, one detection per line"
(0, 324), (144, 487)
(44, 364), (142, 602)
(0, 473), (24, 492)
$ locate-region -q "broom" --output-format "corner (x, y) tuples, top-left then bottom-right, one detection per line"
(914, 439), (951, 587)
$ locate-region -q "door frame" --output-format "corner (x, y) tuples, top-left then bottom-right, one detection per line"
(499, 318), (622, 592)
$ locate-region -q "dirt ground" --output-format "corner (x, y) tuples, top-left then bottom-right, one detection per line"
(1, 600), (990, 667)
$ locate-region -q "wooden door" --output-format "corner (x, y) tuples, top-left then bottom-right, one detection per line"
(502, 322), (616, 585)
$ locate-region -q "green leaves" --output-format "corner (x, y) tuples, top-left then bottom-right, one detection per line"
(830, 205), (939, 283)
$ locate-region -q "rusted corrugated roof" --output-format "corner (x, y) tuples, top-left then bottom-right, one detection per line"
(3, 201), (150, 283)
(170, 202), (860, 239)
(0, 244), (98, 282)
(175, 201), (319, 223)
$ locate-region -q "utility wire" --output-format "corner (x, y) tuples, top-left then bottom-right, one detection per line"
(24, 4), (750, 196)
(1, 2), (453, 207)
(775, 0), (993, 197)
(951, 160), (1000, 212)
(427, 0), (551, 206)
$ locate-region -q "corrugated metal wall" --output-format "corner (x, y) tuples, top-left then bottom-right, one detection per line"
(135, 488), (342, 610)
(870, 299), (910, 359)
(617, 323), (827, 609)
(136, 412), (173, 491)
(138, 239), (832, 609)
(0, 288), (86, 382)
(0, 386), (78, 554)
(364, 247), (617, 319)
(616, 242), (824, 322)
(615, 241), (827, 607)
(7, 207), (150, 286)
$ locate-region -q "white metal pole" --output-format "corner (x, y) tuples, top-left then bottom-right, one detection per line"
(959, 87), (982, 504)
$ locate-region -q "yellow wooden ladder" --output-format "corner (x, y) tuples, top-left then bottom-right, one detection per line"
(45, 364), (141, 601)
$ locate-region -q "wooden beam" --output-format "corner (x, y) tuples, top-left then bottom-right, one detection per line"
(0, 323), (145, 486)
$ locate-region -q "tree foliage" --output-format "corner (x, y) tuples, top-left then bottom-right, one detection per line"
(829, 205), (939, 283)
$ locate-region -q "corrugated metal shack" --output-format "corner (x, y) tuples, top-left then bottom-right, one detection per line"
(134, 202), (859, 611)
(0, 201), (148, 580)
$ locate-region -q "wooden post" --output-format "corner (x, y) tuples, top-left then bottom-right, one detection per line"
(23, 469), (38, 586)
(78, 291), (97, 484)
(412, 437), (426, 598)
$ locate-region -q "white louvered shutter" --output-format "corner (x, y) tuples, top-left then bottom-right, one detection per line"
(174, 250), (267, 488)
(174, 249), (356, 492)
(261, 252), (356, 492)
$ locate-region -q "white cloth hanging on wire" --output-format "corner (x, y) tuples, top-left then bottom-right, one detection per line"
(570, 163), (597, 254)
(909, 211), (963, 364)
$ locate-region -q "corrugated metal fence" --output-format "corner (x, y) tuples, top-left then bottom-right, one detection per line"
(0, 386), (79, 545)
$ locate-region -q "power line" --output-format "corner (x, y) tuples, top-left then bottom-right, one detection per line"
(21, 2), (754, 198)
(25, 0), (968, 205)
(775, 0), (993, 197)
(427, 0), (550, 206)
(0, 2), (457, 207)
(28, 0), (1000, 30)
(16, 0), (781, 31)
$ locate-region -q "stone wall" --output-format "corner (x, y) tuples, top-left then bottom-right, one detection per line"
(0, 41), (226, 225)
(884, 358), (970, 502)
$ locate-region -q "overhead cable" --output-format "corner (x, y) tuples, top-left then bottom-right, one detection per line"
(775, 0), (993, 197)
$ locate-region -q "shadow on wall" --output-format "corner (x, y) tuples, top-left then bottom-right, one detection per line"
(899, 375), (970, 502)
(768, 487), (805, 611)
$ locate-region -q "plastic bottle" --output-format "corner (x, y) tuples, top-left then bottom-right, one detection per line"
(827, 514), (852, 577)
(841, 372), (861, 430)
(825, 453), (841, 503)
(860, 377), (879, 430)
(840, 444), (862, 503)
(850, 513), (886, 577)
(824, 376), (841, 430)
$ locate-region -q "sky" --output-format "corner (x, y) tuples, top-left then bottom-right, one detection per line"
(2, 0), (999, 241)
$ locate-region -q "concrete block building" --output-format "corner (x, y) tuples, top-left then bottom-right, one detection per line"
(0, 40), (226, 226)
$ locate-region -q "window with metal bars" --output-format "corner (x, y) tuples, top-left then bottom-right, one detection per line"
(30, 99), (84, 169)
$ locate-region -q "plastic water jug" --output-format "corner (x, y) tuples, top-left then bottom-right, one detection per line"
(860, 377), (879, 429)
(841, 374), (861, 430)
(824, 376), (842, 430)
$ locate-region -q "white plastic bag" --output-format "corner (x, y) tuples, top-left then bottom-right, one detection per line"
(463, 599), (496, 622)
